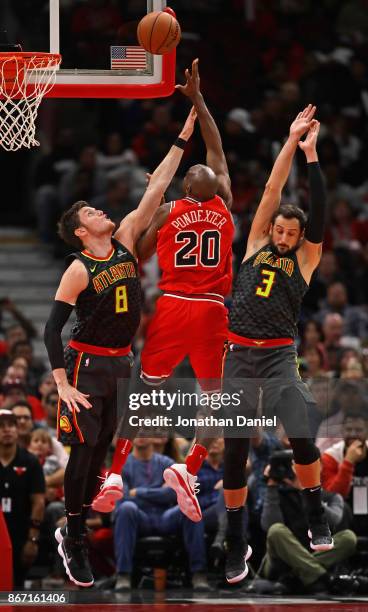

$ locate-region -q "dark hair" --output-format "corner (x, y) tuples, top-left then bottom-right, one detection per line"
(343, 411), (368, 425)
(9, 399), (33, 413)
(58, 201), (88, 249)
(271, 204), (307, 231)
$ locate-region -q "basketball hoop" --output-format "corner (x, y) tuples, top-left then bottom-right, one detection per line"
(0, 52), (61, 151)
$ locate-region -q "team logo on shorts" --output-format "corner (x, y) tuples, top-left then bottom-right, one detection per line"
(59, 415), (72, 433)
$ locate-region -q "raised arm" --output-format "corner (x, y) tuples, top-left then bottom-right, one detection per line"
(297, 120), (327, 284)
(244, 105), (316, 261)
(115, 108), (197, 253)
(176, 58), (232, 208)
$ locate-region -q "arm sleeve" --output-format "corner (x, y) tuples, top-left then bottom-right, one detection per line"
(44, 300), (74, 370)
(260, 486), (284, 531)
(304, 162), (327, 243)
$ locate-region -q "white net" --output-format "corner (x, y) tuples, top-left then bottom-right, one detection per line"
(0, 53), (61, 152)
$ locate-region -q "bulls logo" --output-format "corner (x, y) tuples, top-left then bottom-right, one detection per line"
(13, 466), (26, 476)
(59, 415), (72, 433)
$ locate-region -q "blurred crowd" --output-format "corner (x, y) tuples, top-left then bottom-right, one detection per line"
(0, 0), (368, 596)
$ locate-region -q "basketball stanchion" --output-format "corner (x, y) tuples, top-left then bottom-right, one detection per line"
(0, 507), (13, 590)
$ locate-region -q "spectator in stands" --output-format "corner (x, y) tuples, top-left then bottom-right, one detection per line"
(28, 429), (64, 503)
(152, 433), (185, 463)
(41, 391), (59, 439)
(322, 313), (346, 372)
(316, 381), (368, 453)
(302, 346), (327, 381)
(0, 306), (35, 347)
(9, 340), (45, 389)
(322, 412), (368, 537)
(318, 282), (368, 340)
(341, 355), (366, 382)
(261, 450), (357, 594)
(58, 144), (108, 210)
(0, 409), (45, 587)
(132, 104), (186, 169)
(0, 301), (37, 344)
(97, 132), (137, 170)
(113, 437), (209, 592)
(11, 400), (68, 470)
(299, 320), (326, 356)
(0, 378), (44, 422)
(91, 176), (136, 226)
(307, 377), (334, 440)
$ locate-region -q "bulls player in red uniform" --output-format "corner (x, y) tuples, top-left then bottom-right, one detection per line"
(93, 60), (234, 521)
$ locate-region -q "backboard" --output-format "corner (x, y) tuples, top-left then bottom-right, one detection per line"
(4, 0), (175, 98)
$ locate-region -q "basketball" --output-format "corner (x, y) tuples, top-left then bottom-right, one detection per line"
(137, 11), (181, 55)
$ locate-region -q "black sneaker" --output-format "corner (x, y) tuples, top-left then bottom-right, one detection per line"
(57, 535), (94, 587)
(225, 536), (252, 584)
(55, 523), (68, 544)
(308, 515), (334, 551)
(55, 523), (89, 544)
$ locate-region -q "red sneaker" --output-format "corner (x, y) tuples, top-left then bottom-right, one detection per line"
(163, 463), (202, 522)
(92, 473), (123, 513)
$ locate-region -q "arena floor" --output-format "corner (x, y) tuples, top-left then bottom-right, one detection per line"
(2, 591), (368, 611)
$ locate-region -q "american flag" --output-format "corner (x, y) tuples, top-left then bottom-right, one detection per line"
(110, 46), (147, 70)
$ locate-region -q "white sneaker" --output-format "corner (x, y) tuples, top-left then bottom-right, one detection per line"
(163, 463), (202, 522)
(92, 472), (123, 513)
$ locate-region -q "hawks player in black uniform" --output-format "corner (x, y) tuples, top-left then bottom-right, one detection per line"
(43, 109), (196, 587)
(222, 107), (333, 584)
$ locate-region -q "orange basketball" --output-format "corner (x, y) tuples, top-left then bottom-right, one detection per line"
(137, 11), (181, 55)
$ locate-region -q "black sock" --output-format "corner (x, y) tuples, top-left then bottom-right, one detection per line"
(226, 506), (245, 540)
(80, 504), (92, 533)
(303, 485), (324, 521)
(66, 512), (82, 539)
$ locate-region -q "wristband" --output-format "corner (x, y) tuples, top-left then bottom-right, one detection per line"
(174, 137), (187, 150)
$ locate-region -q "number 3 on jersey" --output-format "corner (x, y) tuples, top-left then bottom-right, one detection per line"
(175, 230), (220, 267)
(115, 286), (128, 313)
(256, 269), (275, 298)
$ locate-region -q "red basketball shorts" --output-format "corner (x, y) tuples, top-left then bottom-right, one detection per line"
(140, 294), (228, 391)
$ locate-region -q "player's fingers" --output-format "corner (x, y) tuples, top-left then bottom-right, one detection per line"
(77, 392), (91, 403)
(65, 399), (73, 413)
(71, 400), (80, 413)
(306, 105), (316, 119)
(301, 103), (312, 117)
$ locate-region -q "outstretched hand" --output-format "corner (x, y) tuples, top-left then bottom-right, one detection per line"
(175, 58), (200, 98)
(289, 104), (316, 140)
(298, 119), (320, 154)
(179, 106), (197, 140)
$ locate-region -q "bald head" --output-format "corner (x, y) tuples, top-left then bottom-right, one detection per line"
(183, 164), (218, 202)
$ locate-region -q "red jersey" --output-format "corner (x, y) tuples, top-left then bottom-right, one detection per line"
(157, 195), (234, 296)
